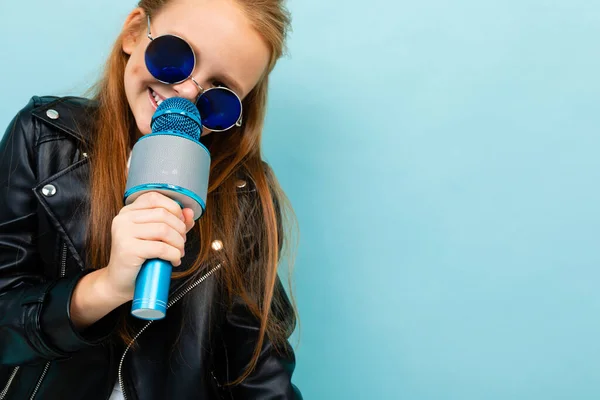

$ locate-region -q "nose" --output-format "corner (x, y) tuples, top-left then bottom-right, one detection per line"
(171, 77), (202, 103)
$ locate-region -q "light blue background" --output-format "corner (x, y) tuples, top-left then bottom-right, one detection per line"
(2, 1), (600, 399)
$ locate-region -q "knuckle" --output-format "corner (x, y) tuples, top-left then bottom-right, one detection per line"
(171, 248), (180, 260)
(172, 243), (181, 255)
(156, 192), (168, 202)
(148, 192), (161, 204)
(160, 243), (172, 259)
(159, 208), (170, 219)
(138, 192), (152, 201)
(142, 192), (160, 205)
(159, 224), (170, 237)
(178, 236), (185, 250)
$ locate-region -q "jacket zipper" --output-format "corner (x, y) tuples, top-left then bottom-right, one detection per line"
(59, 243), (67, 278)
(118, 264), (222, 400)
(0, 368), (19, 400)
(28, 243), (68, 400)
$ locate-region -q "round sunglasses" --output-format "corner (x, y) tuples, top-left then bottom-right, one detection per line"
(144, 15), (243, 132)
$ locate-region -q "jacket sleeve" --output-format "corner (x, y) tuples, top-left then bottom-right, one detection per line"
(0, 97), (117, 366)
(219, 171), (302, 399)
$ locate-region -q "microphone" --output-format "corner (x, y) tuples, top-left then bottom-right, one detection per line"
(124, 97), (210, 320)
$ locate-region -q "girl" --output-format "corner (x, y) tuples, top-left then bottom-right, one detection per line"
(0, 0), (301, 399)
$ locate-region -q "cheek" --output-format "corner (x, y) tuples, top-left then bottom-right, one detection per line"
(131, 63), (146, 81)
(125, 51), (150, 90)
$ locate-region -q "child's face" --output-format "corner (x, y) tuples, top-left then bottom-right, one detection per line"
(121, 0), (270, 135)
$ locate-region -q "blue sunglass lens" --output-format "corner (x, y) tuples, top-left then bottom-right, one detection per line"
(145, 35), (195, 84)
(196, 88), (242, 131)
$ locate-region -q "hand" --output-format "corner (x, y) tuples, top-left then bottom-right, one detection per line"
(103, 192), (195, 301)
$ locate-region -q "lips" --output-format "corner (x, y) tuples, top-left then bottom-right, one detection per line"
(148, 87), (166, 109)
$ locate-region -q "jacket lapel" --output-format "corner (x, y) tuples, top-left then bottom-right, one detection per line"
(31, 98), (93, 271)
(33, 158), (91, 271)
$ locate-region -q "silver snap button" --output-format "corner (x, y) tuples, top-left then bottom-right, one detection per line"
(41, 184), (57, 197)
(235, 180), (247, 189)
(211, 240), (223, 251)
(82, 152), (88, 158)
(46, 109), (59, 120)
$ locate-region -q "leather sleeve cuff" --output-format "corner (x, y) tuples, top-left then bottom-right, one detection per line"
(38, 271), (121, 354)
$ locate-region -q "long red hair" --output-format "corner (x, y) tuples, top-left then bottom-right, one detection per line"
(85, 0), (296, 384)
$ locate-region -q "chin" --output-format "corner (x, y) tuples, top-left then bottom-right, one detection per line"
(131, 114), (151, 136)
(138, 121), (152, 135)
(133, 105), (153, 135)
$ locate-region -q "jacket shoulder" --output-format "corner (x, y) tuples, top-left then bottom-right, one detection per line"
(31, 95), (96, 110)
(10, 95), (98, 144)
(10, 95), (95, 117)
(1, 96), (47, 149)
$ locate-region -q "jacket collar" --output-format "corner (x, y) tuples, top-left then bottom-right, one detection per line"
(31, 96), (97, 144)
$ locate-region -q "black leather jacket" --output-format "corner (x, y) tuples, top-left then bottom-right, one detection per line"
(0, 96), (301, 399)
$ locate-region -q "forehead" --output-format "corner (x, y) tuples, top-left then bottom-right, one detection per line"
(152, 0), (270, 97)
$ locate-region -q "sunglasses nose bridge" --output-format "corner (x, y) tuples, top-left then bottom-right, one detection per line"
(190, 76), (204, 93)
(171, 78), (203, 104)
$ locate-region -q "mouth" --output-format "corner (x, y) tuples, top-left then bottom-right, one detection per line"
(148, 87), (166, 109)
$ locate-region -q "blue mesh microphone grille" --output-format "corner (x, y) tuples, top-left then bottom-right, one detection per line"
(151, 97), (202, 142)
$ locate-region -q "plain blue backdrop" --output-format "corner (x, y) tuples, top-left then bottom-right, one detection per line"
(2, 1), (600, 399)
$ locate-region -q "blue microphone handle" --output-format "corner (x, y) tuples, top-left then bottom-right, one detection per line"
(131, 200), (184, 320)
(131, 258), (172, 320)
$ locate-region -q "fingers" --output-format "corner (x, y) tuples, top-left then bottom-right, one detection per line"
(123, 192), (184, 221)
(128, 208), (187, 239)
(133, 223), (185, 258)
(182, 208), (195, 233)
(137, 240), (184, 267)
